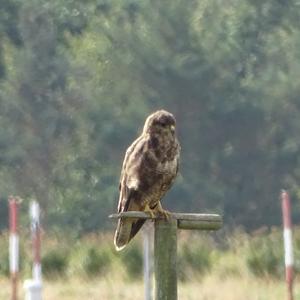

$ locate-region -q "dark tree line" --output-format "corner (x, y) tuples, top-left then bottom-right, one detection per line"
(1, 0), (300, 232)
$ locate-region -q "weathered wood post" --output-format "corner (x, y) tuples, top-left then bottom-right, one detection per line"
(110, 212), (223, 300)
(154, 218), (178, 300)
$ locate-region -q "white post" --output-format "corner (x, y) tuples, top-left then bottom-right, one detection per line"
(24, 200), (42, 300)
(281, 190), (294, 300)
(30, 201), (42, 281)
(143, 221), (153, 300)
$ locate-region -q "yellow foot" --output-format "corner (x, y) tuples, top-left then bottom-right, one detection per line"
(144, 203), (155, 218)
(154, 202), (171, 220)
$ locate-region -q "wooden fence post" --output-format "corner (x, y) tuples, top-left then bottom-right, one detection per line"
(110, 212), (222, 300)
(154, 219), (177, 300)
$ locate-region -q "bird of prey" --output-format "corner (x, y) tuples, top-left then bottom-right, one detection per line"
(114, 110), (180, 251)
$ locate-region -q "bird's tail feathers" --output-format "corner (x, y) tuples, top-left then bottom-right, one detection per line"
(114, 219), (131, 251)
(114, 218), (146, 251)
(129, 219), (146, 241)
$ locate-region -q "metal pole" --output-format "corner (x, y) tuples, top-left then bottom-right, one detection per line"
(24, 200), (43, 300)
(154, 218), (177, 300)
(30, 201), (42, 281)
(9, 196), (19, 300)
(143, 221), (153, 300)
(281, 190), (294, 300)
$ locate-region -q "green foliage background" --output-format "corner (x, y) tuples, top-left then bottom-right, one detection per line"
(1, 0), (300, 232)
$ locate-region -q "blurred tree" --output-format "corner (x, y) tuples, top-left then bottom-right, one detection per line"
(0, 0), (87, 226)
(1, 0), (300, 232)
(0, 0), (22, 78)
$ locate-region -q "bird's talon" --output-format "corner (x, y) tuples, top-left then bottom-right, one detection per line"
(144, 204), (155, 218)
(154, 202), (171, 219)
(160, 210), (170, 220)
(148, 211), (155, 218)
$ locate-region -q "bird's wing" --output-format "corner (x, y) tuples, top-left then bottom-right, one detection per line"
(114, 134), (148, 251)
(117, 134), (146, 213)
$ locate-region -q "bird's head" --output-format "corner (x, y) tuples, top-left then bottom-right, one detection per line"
(143, 110), (176, 136)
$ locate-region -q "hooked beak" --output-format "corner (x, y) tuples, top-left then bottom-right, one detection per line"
(170, 125), (175, 133)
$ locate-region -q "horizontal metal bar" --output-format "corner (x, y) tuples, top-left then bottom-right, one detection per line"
(109, 211), (223, 231)
(109, 211), (154, 219)
(172, 213), (222, 222)
(178, 220), (222, 231)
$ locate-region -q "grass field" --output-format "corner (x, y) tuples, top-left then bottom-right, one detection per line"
(0, 275), (299, 300)
(1, 228), (299, 299)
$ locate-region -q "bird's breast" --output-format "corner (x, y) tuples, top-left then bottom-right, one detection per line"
(156, 159), (177, 174)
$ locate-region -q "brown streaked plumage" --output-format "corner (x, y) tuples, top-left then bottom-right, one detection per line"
(114, 110), (180, 251)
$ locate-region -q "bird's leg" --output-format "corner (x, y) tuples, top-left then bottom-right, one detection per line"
(144, 203), (155, 218)
(154, 201), (171, 220)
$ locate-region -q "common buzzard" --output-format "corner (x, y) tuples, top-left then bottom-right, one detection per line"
(114, 110), (180, 251)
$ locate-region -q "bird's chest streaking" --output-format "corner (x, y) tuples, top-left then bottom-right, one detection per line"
(138, 133), (179, 208)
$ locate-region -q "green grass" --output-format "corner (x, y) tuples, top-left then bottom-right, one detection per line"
(1, 228), (300, 299)
(0, 276), (299, 300)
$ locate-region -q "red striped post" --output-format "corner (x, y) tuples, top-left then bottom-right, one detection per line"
(9, 196), (19, 300)
(281, 190), (294, 300)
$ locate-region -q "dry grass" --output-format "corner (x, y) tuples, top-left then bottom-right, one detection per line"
(1, 276), (299, 300)
(179, 276), (292, 300)
(1, 229), (300, 299)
